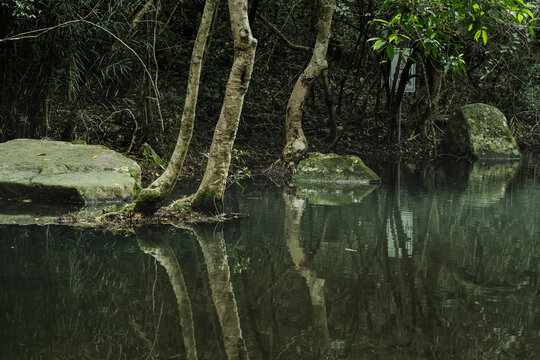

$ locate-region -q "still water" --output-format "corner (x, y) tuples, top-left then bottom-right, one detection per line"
(1, 160), (539, 360)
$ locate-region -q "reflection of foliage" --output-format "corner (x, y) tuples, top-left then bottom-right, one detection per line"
(227, 236), (251, 274)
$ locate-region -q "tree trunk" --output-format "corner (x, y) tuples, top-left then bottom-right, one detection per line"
(191, 0), (257, 214)
(282, 0), (335, 163)
(414, 57), (444, 137)
(134, 0), (218, 214)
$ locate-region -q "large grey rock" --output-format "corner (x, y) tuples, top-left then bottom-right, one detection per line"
(0, 139), (141, 204)
(292, 152), (380, 185)
(445, 103), (521, 160)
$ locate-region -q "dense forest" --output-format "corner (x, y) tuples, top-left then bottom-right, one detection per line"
(0, 0), (538, 212)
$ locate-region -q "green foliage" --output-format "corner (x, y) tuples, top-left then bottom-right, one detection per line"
(1, 0), (40, 18)
(369, 0), (537, 73)
(228, 149), (252, 190)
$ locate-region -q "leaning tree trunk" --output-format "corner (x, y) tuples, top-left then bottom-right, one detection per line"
(191, 0), (257, 214)
(134, 0), (217, 214)
(282, 0), (335, 163)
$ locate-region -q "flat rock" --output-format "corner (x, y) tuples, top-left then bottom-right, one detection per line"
(0, 139), (141, 204)
(444, 103), (521, 160)
(292, 152), (380, 185)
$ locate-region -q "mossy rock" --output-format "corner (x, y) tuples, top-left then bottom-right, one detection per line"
(444, 103), (521, 160)
(0, 139), (141, 204)
(140, 142), (164, 168)
(292, 152), (380, 185)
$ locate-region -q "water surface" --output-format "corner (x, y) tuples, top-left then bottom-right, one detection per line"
(1, 160), (539, 359)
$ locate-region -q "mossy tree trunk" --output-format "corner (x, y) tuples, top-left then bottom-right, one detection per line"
(281, 0), (335, 163)
(191, 0), (257, 214)
(134, 0), (218, 214)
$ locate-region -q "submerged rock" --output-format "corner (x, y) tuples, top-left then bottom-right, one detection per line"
(0, 139), (141, 204)
(444, 103), (521, 160)
(292, 152), (380, 185)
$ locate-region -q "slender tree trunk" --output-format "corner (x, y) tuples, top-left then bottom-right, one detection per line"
(191, 0), (257, 213)
(321, 69), (338, 142)
(134, 0), (218, 213)
(416, 57), (443, 136)
(282, 0), (335, 163)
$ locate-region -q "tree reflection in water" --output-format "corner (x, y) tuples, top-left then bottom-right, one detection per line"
(137, 225), (250, 360)
(137, 229), (198, 360)
(194, 226), (250, 360)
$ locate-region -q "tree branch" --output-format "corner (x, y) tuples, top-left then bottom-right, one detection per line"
(257, 12), (311, 53)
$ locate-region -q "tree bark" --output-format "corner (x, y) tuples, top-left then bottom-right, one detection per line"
(134, 0), (218, 213)
(282, 0), (335, 163)
(191, 0), (257, 214)
(414, 57), (444, 137)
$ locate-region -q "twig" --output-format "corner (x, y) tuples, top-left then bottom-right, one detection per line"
(258, 12), (311, 53)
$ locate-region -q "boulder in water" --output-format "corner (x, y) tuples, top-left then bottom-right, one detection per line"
(0, 139), (141, 204)
(444, 103), (521, 160)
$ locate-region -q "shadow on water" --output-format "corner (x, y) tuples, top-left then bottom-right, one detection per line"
(1, 158), (540, 359)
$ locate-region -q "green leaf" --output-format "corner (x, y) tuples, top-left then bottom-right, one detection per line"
(386, 45), (395, 60)
(474, 29), (481, 41)
(389, 13), (401, 26)
(482, 29), (487, 45)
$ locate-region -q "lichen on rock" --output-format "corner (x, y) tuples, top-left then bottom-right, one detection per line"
(292, 152), (380, 185)
(0, 139), (141, 204)
(444, 103), (521, 160)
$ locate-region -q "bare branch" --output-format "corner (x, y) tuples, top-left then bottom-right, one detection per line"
(257, 13), (311, 53)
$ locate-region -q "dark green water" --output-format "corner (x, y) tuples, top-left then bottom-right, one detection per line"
(1, 160), (539, 360)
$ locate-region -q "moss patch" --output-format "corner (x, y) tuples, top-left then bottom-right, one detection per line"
(292, 152), (380, 184)
(444, 103), (521, 160)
